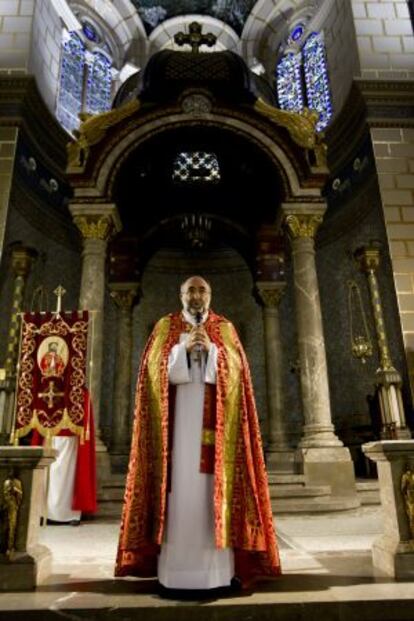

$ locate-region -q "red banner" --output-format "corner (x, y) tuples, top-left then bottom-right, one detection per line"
(14, 311), (89, 441)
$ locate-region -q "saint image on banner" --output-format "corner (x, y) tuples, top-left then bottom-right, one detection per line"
(37, 336), (69, 378)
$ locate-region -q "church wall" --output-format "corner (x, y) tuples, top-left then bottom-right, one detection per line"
(371, 126), (414, 399)
(0, 203), (81, 367)
(319, 0), (360, 125)
(29, 0), (62, 112)
(0, 128), (18, 260)
(100, 288), (118, 443)
(0, 0), (34, 74)
(351, 0), (414, 78)
(316, 185), (411, 469)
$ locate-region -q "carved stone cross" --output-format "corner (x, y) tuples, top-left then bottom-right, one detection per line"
(38, 380), (64, 409)
(174, 22), (217, 53)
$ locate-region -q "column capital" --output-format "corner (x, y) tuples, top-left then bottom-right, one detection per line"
(9, 244), (37, 277)
(354, 245), (381, 273)
(256, 282), (286, 307)
(284, 213), (324, 240)
(109, 282), (140, 310)
(70, 203), (122, 241)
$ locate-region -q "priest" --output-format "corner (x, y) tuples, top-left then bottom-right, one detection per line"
(115, 275), (280, 592)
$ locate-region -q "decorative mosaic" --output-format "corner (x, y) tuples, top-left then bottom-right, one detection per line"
(130, 0), (255, 35)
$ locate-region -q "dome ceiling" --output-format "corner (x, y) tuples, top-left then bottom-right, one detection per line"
(130, 0), (255, 35)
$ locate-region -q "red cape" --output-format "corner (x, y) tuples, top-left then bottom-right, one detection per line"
(115, 310), (281, 586)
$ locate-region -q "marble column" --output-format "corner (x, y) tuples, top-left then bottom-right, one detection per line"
(256, 281), (293, 471)
(363, 440), (414, 578)
(109, 282), (139, 473)
(70, 203), (121, 480)
(284, 208), (356, 497)
(0, 244), (37, 444)
(355, 245), (410, 440)
(285, 212), (341, 447)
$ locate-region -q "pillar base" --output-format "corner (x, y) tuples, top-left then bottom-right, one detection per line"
(295, 446), (358, 497)
(298, 424), (344, 448)
(372, 535), (414, 579)
(110, 448), (130, 474)
(396, 427), (412, 440)
(0, 545), (51, 591)
(266, 447), (295, 473)
(95, 436), (112, 486)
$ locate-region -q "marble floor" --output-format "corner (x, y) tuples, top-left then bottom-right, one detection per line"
(2, 505), (414, 620)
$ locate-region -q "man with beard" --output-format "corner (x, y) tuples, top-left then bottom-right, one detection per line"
(115, 275), (280, 595)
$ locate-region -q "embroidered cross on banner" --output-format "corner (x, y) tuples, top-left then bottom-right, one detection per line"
(38, 380), (64, 409)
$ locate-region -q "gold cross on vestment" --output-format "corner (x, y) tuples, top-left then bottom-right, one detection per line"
(174, 22), (217, 53)
(38, 380), (64, 409)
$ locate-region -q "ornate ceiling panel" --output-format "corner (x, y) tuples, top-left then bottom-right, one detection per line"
(130, 0), (255, 35)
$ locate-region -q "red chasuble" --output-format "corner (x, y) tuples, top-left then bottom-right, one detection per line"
(115, 310), (281, 586)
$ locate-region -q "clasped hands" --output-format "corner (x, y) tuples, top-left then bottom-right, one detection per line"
(186, 324), (212, 353)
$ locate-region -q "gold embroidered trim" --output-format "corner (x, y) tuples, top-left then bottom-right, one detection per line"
(220, 322), (242, 546)
(201, 429), (215, 445)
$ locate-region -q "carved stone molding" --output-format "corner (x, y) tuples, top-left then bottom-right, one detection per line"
(109, 283), (140, 310)
(256, 282), (286, 308)
(70, 203), (122, 241)
(284, 214), (323, 240)
(73, 215), (114, 241)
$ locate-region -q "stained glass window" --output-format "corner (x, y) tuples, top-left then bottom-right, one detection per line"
(172, 152), (221, 184)
(56, 33), (85, 133)
(303, 32), (333, 131)
(290, 23), (305, 44)
(82, 21), (99, 43)
(85, 52), (112, 115)
(276, 52), (304, 112)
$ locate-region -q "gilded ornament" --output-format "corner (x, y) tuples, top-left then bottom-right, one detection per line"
(256, 285), (285, 308)
(254, 98), (327, 159)
(67, 99), (141, 168)
(73, 215), (113, 240)
(354, 247), (381, 273)
(2, 474), (23, 559)
(284, 214), (323, 239)
(174, 22), (217, 53)
(401, 467), (414, 539)
(347, 280), (373, 364)
(110, 289), (138, 310)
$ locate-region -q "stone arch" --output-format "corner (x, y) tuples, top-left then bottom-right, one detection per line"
(83, 113), (321, 206)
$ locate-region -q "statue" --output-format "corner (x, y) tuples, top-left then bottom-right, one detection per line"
(401, 467), (414, 539)
(3, 473), (23, 558)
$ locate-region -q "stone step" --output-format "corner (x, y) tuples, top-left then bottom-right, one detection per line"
(101, 474), (125, 487)
(97, 500), (122, 518)
(272, 496), (360, 514)
(269, 484), (331, 499)
(99, 487), (125, 501)
(267, 473), (305, 485)
(356, 478), (380, 505)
